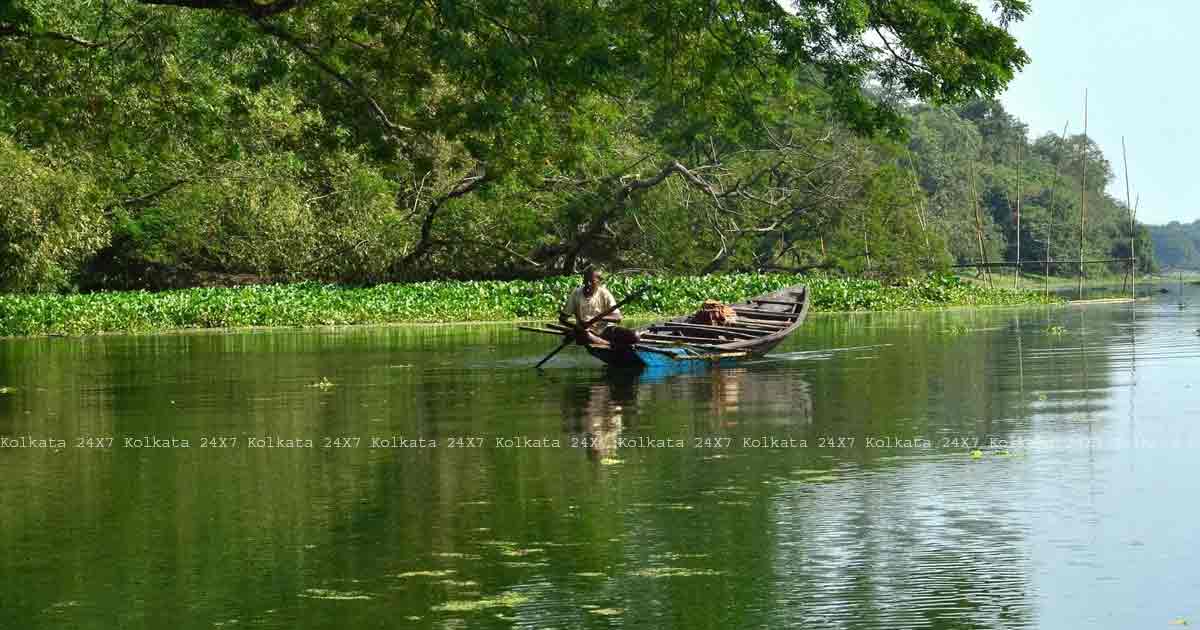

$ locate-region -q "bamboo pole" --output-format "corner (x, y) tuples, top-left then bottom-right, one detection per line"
(1122, 137), (1135, 299)
(1044, 121), (1070, 299)
(1015, 140), (1022, 288)
(906, 152), (931, 250)
(1078, 89), (1088, 300)
(969, 158), (992, 287)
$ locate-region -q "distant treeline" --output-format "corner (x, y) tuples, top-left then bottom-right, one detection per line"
(0, 1), (1151, 293)
(1148, 222), (1200, 270)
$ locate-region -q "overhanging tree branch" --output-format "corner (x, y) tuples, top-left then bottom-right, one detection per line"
(0, 24), (103, 48)
(134, 0), (306, 19)
(252, 19), (412, 135)
(398, 169), (489, 269)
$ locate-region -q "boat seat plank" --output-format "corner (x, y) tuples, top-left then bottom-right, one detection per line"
(652, 323), (763, 339)
(641, 333), (737, 345)
(731, 308), (800, 321)
(731, 319), (788, 329)
(750, 298), (800, 307)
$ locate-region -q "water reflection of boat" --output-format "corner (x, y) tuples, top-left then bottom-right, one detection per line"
(585, 285), (810, 369)
(561, 367), (812, 458)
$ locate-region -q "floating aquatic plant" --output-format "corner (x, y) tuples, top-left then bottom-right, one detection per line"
(0, 273), (1059, 337)
(299, 588), (371, 600)
(432, 591), (530, 612)
(393, 570), (456, 578)
(631, 567), (724, 578)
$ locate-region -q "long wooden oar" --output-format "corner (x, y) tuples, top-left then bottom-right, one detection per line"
(534, 286), (648, 369)
(518, 326), (568, 337)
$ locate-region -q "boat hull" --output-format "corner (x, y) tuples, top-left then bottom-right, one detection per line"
(584, 284), (809, 369)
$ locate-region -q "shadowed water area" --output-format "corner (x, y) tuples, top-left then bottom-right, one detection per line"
(2, 286), (1200, 629)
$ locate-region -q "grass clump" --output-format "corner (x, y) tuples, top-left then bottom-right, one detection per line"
(0, 273), (1060, 337)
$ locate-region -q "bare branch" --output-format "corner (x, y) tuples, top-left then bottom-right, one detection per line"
(103, 177), (192, 215)
(0, 24), (103, 48)
(398, 169), (489, 268)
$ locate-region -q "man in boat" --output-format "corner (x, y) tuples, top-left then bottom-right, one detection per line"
(559, 268), (641, 348)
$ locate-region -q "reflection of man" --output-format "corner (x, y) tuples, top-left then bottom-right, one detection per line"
(562, 381), (630, 461)
(559, 268), (640, 348)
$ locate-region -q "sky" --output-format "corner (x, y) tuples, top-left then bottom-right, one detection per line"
(998, 0), (1198, 226)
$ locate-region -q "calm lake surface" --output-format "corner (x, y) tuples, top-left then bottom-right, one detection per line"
(3, 288), (1199, 629)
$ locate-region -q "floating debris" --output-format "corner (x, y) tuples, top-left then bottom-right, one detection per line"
(651, 552), (709, 560)
(0, 386), (13, 395)
(500, 548), (545, 557)
(433, 592), (530, 612)
(589, 608), (624, 616)
(394, 569), (456, 579)
(631, 567), (724, 578)
(571, 572), (606, 578)
(299, 588), (371, 600)
(970, 450), (984, 459)
(499, 561), (548, 568)
(432, 552), (481, 560)
(599, 458), (623, 465)
(308, 377), (335, 390)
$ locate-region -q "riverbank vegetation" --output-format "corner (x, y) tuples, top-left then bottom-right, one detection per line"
(0, 273), (1060, 337)
(0, 1), (1156, 297)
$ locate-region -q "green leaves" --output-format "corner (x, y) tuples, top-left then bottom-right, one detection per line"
(0, 136), (108, 292)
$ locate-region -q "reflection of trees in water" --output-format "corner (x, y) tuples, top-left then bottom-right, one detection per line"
(766, 462), (1034, 629)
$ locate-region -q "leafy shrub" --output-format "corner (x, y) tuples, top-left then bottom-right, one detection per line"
(0, 136), (108, 292)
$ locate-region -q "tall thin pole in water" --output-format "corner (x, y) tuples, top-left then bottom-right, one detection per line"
(906, 152), (931, 250)
(1122, 137), (1135, 300)
(970, 157), (992, 287)
(1015, 141), (1022, 288)
(1078, 89), (1088, 300)
(1045, 121), (1070, 299)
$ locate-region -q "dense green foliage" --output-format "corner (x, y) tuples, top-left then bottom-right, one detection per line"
(1, 0), (1036, 290)
(0, 1), (1153, 292)
(0, 273), (1059, 337)
(1148, 221), (1200, 269)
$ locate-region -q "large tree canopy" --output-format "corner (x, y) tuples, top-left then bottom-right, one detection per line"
(0, 0), (1049, 291)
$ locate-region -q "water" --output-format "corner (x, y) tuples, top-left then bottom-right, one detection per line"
(2, 289), (1200, 629)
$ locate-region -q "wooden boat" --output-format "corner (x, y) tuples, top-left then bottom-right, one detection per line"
(585, 285), (809, 368)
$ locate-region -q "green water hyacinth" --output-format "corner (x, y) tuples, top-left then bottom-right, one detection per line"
(0, 273), (1060, 337)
